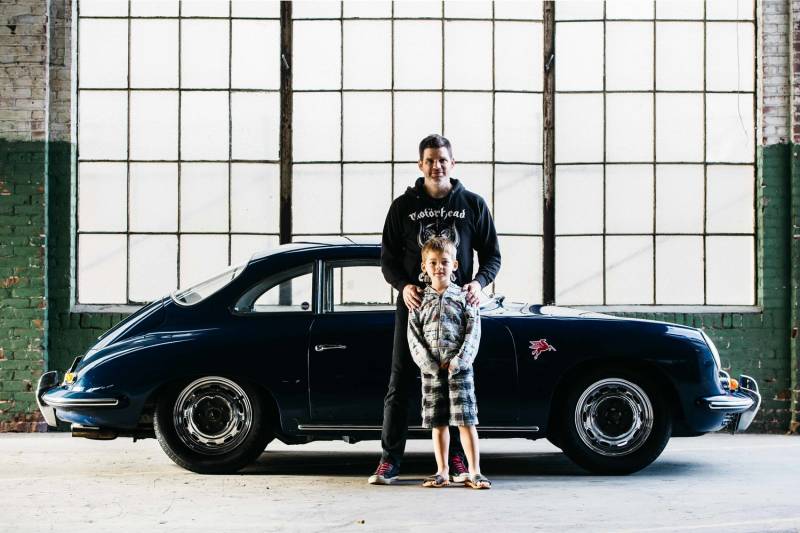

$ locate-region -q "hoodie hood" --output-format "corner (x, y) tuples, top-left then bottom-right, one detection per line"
(405, 177), (465, 202)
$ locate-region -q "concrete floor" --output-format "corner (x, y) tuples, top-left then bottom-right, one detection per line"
(1, 433), (798, 533)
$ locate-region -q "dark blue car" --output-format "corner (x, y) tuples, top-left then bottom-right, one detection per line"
(37, 242), (761, 475)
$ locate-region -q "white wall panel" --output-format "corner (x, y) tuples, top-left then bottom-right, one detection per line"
(181, 20), (229, 89)
(606, 236), (654, 304)
(556, 236), (604, 305)
(180, 163), (229, 232)
(130, 20), (178, 88)
(129, 163), (178, 232)
(606, 165), (653, 234)
(78, 163), (127, 232)
(129, 235), (178, 302)
(78, 234), (127, 304)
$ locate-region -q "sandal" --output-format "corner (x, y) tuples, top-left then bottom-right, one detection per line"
(422, 474), (450, 488)
(465, 473), (491, 490)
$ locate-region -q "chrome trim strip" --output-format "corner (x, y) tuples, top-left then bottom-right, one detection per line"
(297, 424), (540, 432)
(706, 398), (754, 410)
(44, 397), (120, 408)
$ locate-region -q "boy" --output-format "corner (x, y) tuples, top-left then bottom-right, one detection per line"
(407, 237), (491, 489)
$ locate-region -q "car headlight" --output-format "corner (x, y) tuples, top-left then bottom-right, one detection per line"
(700, 330), (722, 370)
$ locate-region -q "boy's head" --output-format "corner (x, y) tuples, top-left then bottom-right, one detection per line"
(421, 237), (458, 287)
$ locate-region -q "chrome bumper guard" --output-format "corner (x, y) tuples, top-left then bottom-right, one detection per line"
(699, 374), (761, 433)
(36, 370), (60, 427)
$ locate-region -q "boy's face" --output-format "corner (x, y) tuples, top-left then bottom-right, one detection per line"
(422, 249), (458, 287)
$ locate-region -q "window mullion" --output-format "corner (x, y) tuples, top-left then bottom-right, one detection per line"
(279, 2), (293, 246)
(543, 2), (556, 304)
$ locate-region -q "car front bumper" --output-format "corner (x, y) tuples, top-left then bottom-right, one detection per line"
(36, 370), (122, 428)
(698, 374), (761, 433)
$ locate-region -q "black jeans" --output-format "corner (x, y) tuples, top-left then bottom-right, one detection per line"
(380, 297), (464, 466)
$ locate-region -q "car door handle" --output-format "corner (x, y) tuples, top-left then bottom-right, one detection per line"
(315, 344), (347, 352)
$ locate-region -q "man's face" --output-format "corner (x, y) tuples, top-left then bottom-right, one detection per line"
(418, 147), (455, 185)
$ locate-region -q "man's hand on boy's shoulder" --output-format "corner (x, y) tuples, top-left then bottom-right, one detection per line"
(462, 281), (482, 306)
(403, 284), (423, 310)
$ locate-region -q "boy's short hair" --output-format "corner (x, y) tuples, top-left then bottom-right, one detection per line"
(418, 134), (453, 160)
(421, 237), (457, 260)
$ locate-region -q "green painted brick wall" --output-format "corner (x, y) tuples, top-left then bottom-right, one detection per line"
(791, 145), (800, 433)
(0, 139), (796, 433)
(0, 140), (48, 432)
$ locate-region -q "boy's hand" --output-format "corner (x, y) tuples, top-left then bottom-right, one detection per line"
(403, 284), (423, 310)
(462, 280), (482, 306)
(448, 358), (460, 375)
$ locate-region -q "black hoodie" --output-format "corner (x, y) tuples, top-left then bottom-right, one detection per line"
(381, 177), (501, 292)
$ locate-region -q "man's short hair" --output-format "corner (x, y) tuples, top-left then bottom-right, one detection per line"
(418, 134), (453, 161)
(421, 236), (457, 260)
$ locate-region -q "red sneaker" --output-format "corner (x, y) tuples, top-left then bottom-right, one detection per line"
(368, 460), (400, 485)
(449, 454), (469, 483)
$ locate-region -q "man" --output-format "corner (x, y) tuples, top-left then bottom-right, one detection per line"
(369, 134), (501, 485)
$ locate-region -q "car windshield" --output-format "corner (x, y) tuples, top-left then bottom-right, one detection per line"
(172, 263), (247, 306)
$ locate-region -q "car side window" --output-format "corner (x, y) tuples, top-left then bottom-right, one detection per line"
(325, 262), (395, 312)
(236, 264), (313, 313)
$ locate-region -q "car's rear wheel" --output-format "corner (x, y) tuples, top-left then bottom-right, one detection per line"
(558, 369), (671, 475)
(154, 376), (273, 474)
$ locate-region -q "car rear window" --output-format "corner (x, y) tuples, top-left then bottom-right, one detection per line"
(172, 263), (246, 306)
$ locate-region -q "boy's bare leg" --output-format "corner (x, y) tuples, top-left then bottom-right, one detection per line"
(432, 426), (450, 476)
(458, 425), (484, 478)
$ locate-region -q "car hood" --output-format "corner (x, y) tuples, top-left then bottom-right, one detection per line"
(481, 301), (620, 319)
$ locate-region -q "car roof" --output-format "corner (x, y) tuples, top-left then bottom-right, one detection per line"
(249, 239), (381, 263)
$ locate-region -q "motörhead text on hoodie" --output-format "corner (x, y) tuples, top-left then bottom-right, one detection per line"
(381, 177), (501, 291)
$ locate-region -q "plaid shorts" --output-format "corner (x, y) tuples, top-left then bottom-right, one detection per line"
(420, 367), (478, 428)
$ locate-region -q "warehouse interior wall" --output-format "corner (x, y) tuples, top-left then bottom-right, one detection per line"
(0, 0), (798, 433)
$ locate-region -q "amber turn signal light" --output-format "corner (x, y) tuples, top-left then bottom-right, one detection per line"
(729, 378), (739, 391)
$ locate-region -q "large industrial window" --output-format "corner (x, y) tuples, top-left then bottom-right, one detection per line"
(553, 0), (755, 305)
(74, 0), (755, 309)
(76, 0), (281, 304)
(290, 2), (544, 303)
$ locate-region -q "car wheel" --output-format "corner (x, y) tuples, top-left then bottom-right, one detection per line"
(559, 370), (671, 475)
(154, 376), (273, 474)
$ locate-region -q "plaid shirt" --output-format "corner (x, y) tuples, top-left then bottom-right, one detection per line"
(407, 283), (481, 427)
(407, 284), (481, 375)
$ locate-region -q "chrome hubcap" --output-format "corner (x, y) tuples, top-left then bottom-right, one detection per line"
(574, 378), (653, 457)
(173, 377), (252, 455)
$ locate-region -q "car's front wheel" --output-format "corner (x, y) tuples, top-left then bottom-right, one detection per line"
(558, 370), (672, 475)
(154, 376), (272, 474)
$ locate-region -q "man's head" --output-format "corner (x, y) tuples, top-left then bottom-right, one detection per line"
(418, 134), (455, 187)
(418, 134), (453, 161)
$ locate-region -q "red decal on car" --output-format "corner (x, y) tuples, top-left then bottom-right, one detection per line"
(530, 339), (556, 360)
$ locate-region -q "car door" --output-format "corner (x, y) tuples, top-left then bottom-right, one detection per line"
(308, 259), (519, 426)
(308, 260), (397, 423)
(231, 263), (317, 426)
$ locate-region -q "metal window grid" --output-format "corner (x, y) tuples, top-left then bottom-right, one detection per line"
(552, 2), (757, 306)
(73, 0), (756, 308)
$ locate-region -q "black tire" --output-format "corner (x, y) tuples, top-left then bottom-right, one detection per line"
(154, 376), (273, 474)
(558, 368), (672, 475)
